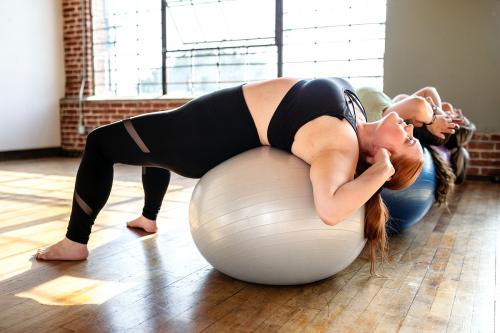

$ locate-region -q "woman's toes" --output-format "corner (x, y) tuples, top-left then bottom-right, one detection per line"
(35, 248), (50, 260)
(126, 216), (157, 233)
(35, 250), (45, 260)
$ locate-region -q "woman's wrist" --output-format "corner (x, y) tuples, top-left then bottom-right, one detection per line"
(371, 159), (395, 179)
(383, 162), (395, 178)
(424, 113), (437, 126)
(424, 104), (438, 126)
(424, 104), (439, 126)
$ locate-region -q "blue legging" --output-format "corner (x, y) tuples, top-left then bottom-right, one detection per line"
(67, 84), (261, 244)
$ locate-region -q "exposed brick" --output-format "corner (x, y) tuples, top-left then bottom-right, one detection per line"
(481, 151), (500, 159)
(467, 142), (495, 150)
(60, 98), (184, 152)
(469, 151), (480, 159)
(124, 103), (140, 108)
(92, 104), (109, 110)
(467, 167), (480, 176)
(472, 133), (490, 141)
(470, 160), (500, 167)
(62, 0), (93, 97)
(477, 167), (499, 176)
(167, 102), (186, 108)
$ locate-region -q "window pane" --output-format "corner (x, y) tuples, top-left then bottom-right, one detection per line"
(166, 46), (276, 95)
(92, 0), (162, 97)
(165, 0), (275, 95)
(283, 0), (387, 90)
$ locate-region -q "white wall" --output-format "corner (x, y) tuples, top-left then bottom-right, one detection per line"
(0, 0), (65, 151)
(384, 0), (500, 132)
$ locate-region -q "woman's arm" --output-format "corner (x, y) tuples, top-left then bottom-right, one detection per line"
(392, 93), (410, 103)
(412, 86), (442, 108)
(385, 95), (456, 139)
(383, 96), (434, 126)
(310, 147), (394, 226)
(390, 86), (443, 123)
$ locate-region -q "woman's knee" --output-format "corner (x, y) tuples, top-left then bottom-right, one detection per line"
(86, 120), (124, 147)
(83, 123), (121, 159)
(85, 120), (152, 166)
(84, 126), (106, 150)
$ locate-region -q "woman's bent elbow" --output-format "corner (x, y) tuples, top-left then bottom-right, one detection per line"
(319, 214), (341, 226)
(315, 206), (343, 226)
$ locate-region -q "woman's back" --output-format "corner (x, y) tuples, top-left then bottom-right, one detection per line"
(243, 77), (365, 164)
(242, 77), (301, 146)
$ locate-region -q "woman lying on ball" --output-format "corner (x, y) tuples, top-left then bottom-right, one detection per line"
(36, 77), (427, 273)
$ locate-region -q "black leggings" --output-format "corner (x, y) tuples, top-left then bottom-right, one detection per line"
(67, 84), (262, 244)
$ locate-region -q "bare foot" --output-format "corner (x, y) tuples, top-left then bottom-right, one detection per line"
(36, 237), (89, 261)
(126, 215), (158, 233)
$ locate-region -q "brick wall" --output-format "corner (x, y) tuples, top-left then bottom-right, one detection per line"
(60, 0), (499, 179)
(62, 0), (93, 97)
(60, 0), (193, 155)
(60, 99), (189, 153)
(466, 133), (500, 177)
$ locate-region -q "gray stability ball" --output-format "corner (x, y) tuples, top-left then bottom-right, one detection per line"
(189, 146), (366, 285)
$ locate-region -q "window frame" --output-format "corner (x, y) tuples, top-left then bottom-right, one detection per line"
(93, 0), (385, 97)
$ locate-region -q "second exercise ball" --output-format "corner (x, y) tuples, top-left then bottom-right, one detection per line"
(381, 147), (436, 234)
(189, 146), (366, 285)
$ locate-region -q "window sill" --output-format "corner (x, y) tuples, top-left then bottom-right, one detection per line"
(61, 95), (194, 103)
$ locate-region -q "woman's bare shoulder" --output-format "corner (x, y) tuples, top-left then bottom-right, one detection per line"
(293, 116), (359, 165)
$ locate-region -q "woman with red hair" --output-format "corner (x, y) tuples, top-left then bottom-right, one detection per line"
(36, 77), (426, 273)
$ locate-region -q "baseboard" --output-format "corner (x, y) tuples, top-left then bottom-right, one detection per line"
(60, 150), (83, 157)
(0, 147), (62, 161)
(466, 174), (499, 182)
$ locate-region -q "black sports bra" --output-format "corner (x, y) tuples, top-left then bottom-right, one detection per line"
(267, 77), (367, 153)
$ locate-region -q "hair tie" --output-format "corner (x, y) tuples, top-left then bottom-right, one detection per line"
(424, 113), (437, 126)
(424, 104), (438, 126)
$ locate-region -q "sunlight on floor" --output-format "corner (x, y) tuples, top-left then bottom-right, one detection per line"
(0, 169), (176, 282)
(15, 275), (134, 305)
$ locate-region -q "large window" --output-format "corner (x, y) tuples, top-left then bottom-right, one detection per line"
(92, 0), (386, 97)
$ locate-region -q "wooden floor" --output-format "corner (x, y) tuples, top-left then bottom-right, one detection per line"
(0, 157), (498, 333)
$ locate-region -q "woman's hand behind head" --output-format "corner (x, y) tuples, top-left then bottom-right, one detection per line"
(424, 97), (458, 140)
(366, 147), (395, 180)
(426, 112), (456, 139)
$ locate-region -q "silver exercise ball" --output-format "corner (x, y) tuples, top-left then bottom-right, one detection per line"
(189, 146), (366, 285)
